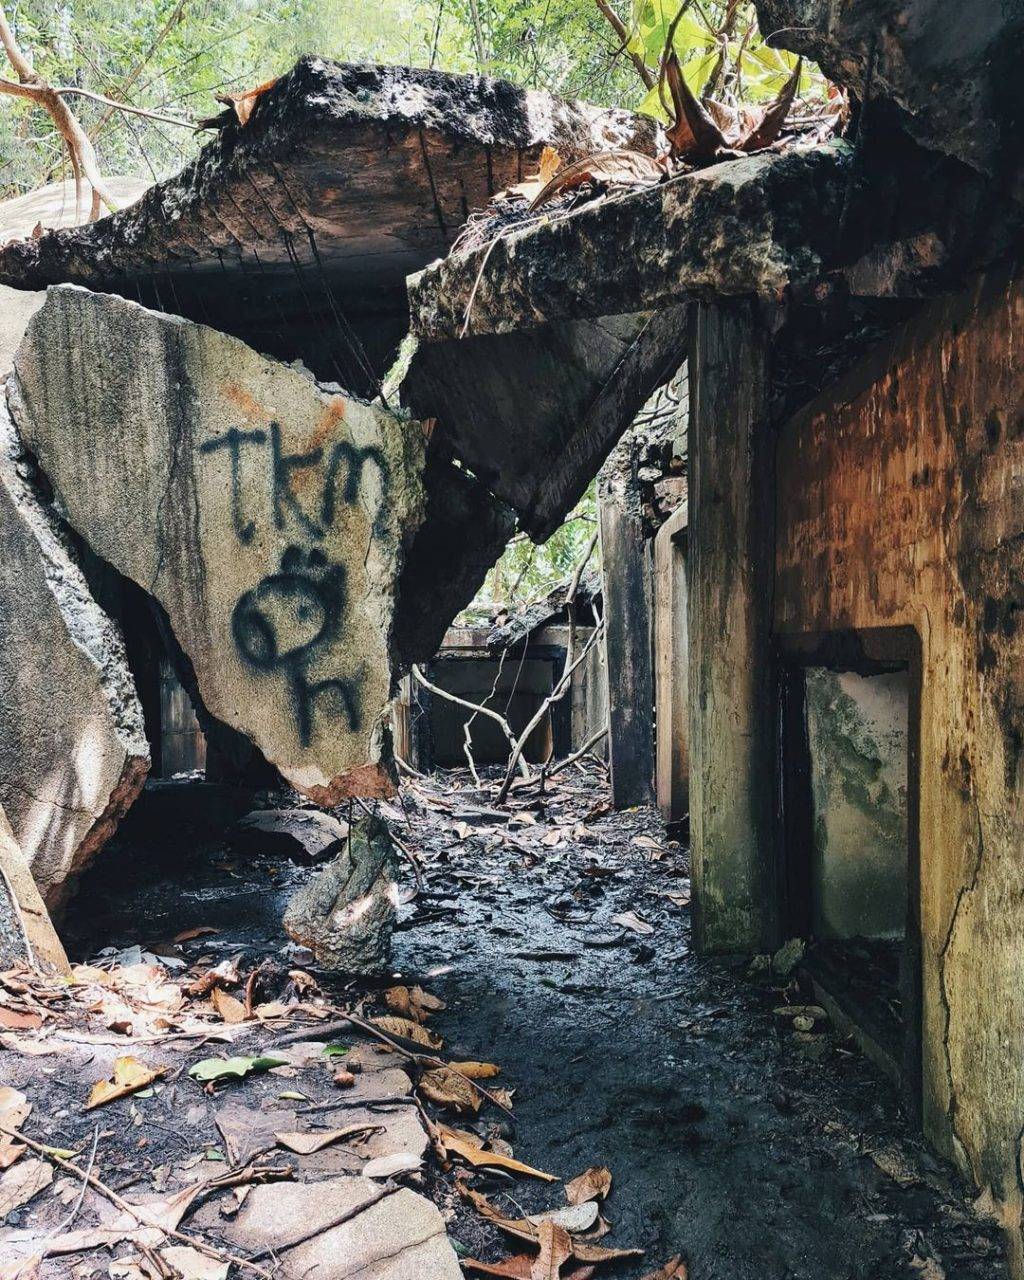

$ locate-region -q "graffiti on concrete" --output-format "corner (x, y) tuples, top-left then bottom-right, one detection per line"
(200, 420), (387, 744)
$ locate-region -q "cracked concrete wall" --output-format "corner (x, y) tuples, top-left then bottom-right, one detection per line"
(9, 286), (426, 805)
(774, 268), (1024, 1269)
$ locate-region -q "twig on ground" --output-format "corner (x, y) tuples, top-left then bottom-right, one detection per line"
(547, 724), (609, 778)
(0, 1125), (276, 1278)
(270, 1011), (514, 1115)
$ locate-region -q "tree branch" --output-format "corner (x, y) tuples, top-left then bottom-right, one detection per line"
(595, 0), (655, 90)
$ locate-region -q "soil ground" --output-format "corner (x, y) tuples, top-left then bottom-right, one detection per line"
(44, 763), (1006, 1279)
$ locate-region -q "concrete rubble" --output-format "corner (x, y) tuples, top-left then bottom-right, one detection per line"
(9, 285), (425, 805)
(283, 815), (399, 971)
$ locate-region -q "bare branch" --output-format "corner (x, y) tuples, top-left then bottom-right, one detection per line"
(411, 664), (531, 780)
(594, 0), (655, 90)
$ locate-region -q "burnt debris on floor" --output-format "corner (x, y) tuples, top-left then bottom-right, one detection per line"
(1, 766), (1004, 1279)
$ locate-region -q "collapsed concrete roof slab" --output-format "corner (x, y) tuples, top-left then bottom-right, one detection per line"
(755, 0), (1024, 196)
(402, 308), (687, 541)
(408, 143), (849, 341)
(9, 286), (427, 805)
(0, 58), (660, 390)
(0, 395), (150, 909)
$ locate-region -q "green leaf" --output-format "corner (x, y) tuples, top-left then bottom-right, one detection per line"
(188, 1055), (287, 1083)
(323, 1044), (350, 1057)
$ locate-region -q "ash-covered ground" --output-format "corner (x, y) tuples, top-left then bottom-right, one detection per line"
(55, 763), (1004, 1280)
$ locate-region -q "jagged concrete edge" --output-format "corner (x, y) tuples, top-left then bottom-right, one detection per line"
(0, 57), (663, 291)
(408, 143), (852, 340)
(0, 391), (149, 762)
(0, 386), (150, 902)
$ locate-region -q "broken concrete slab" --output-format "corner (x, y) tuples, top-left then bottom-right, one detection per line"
(0, 392), (149, 910)
(0, 805), (69, 973)
(226, 807), (349, 861)
(392, 455), (517, 666)
(222, 1177), (461, 1277)
(0, 58), (661, 389)
(403, 308), (687, 540)
(284, 816), (398, 971)
(408, 144), (850, 341)
(10, 285), (426, 804)
(755, 0), (1024, 195)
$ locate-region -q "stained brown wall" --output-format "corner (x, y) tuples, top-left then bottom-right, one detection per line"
(774, 270), (1024, 1264)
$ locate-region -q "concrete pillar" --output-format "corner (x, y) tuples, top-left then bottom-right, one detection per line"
(654, 502), (689, 822)
(598, 492), (655, 809)
(688, 300), (777, 952)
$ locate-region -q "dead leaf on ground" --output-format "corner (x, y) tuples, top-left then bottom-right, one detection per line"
(439, 1124), (557, 1181)
(86, 1055), (165, 1110)
(0, 1157), (52, 1216)
(274, 1123), (379, 1155)
(531, 1221), (573, 1279)
(370, 1015), (442, 1049)
(419, 1066), (480, 1113)
(210, 987), (247, 1024)
(160, 1246), (229, 1280)
(0, 1007), (42, 1031)
(172, 926), (218, 943)
(464, 1255), (537, 1278)
(640, 1257), (688, 1279)
(565, 1166), (612, 1205)
(450, 1060), (500, 1079)
(0, 1086), (30, 1169)
(384, 985), (446, 1024)
(610, 911), (655, 936)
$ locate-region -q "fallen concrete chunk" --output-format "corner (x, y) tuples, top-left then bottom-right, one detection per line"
(227, 807), (349, 861)
(10, 286), (426, 804)
(284, 815), (397, 971)
(223, 1178), (461, 1278)
(755, 0), (1024, 193)
(408, 144), (850, 340)
(0, 58), (660, 389)
(403, 309), (687, 539)
(0, 806), (69, 973)
(0, 393), (149, 909)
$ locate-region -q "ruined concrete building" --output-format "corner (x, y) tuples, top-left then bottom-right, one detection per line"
(2, 0), (1024, 1271)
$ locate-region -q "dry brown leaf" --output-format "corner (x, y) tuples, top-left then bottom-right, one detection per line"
(85, 1055), (165, 1110)
(0, 1086), (30, 1169)
(610, 911), (654, 936)
(439, 1124), (557, 1182)
(450, 1060), (500, 1079)
(464, 1257), (536, 1278)
(0, 1157), (52, 1217)
(565, 1166), (612, 1205)
(384, 985), (446, 1024)
(159, 1246), (229, 1280)
(210, 987), (247, 1024)
(172, 926), (218, 943)
(532, 1221), (572, 1279)
(572, 1241), (644, 1265)
(639, 1258), (687, 1280)
(370, 1015), (442, 1049)
(274, 1123), (378, 1155)
(0, 1006), (42, 1031)
(419, 1066), (480, 1113)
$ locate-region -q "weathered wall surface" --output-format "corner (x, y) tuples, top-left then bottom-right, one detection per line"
(774, 270), (1024, 1265)
(0, 394), (150, 907)
(10, 286), (426, 805)
(654, 504), (689, 823)
(804, 668), (909, 940)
